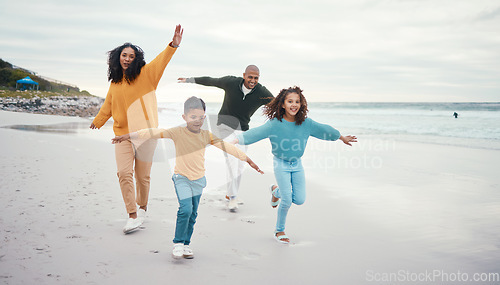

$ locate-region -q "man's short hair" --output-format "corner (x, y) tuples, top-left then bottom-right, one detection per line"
(184, 96), (206, 114)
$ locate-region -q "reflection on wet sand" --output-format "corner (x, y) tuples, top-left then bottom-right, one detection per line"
(2, 121), (114, 142)
(3, 122), (91, 134)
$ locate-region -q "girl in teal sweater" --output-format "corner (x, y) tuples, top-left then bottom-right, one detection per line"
(235, 86), (357, 244)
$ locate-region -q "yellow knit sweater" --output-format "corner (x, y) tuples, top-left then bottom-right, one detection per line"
(92, 44), (177, 135)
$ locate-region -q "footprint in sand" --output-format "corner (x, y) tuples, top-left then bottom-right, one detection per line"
(231, 248), (261, 260)
(288, 240), (316, 247)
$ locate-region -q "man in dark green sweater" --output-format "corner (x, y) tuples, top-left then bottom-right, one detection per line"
(178, 65), (274, 211)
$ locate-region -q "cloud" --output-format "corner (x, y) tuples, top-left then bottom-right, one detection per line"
(475, 5), (500, 21)
(1, 0), (499, 101)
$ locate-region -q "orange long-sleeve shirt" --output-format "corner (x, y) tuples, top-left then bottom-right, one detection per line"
(92, 44), (177, 135)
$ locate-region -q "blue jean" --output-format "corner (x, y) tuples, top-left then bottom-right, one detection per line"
(172, 174), (206, 245)
(272, 157), (306, 232)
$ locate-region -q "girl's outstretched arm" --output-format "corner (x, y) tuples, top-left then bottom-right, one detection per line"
(237, 120), (273, 145)
(309, 118), (357, 146)
(309, 118), (341, 141)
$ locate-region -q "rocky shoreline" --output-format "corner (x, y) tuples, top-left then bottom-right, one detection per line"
(0, 95), (104, 118)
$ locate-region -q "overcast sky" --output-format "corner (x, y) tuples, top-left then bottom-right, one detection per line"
(1, 0), (499, 102)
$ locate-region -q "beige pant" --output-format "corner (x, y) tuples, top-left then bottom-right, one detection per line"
(115, 139), (157, 213)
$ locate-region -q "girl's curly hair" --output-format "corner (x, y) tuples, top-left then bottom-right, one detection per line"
(107, 43), (146, 84)
(263, 86), (308, 125)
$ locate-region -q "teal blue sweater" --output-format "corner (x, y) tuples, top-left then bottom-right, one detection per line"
(237, 118), (341, 162)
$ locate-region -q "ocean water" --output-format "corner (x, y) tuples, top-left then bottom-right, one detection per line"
(158, 102), (500, 150)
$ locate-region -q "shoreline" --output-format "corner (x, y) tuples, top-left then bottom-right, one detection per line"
(1, 111), (499, 284)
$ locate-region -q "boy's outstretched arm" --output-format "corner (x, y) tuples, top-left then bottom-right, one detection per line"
(112, 132), (134, 144)
(246, 156), (264, 174)
(112, 128), (173, 144)
(210, 136), (264, 174)
(340, 135), (358, 146)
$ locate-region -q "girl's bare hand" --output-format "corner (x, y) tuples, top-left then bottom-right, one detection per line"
(341, 135), (357, 146)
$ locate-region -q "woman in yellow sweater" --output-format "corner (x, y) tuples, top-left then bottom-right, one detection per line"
(90, 24), (183, 234)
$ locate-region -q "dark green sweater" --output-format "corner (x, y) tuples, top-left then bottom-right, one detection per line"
(194, 76), (274, 131)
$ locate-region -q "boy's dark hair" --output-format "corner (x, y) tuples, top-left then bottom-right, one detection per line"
(264, 86), (308, 125)
(184, 96), (206, 114)
(107, 43), (146, 84)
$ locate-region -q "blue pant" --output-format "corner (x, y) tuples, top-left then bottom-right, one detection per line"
(172, 174), (206, 245)
(273, 157), (306, 232)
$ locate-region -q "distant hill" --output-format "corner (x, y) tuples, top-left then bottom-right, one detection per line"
(0, 58), (84, 93)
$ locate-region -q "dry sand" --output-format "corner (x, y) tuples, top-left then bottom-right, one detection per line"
(1, 110), (499, 284)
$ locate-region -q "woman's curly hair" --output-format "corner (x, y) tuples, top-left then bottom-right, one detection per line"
(107, 43), (146, 84)
(263, 86), (308, 125)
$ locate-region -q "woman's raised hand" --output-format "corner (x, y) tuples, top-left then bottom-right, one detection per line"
(172, 24), (183, 47)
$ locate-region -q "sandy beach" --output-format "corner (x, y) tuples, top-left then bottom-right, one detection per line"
(1, 110), (499, 284)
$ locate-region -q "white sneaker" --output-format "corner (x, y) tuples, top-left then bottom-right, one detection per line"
(228, 198), (239, 212)
(172, 243), (184, 259)
(123, 217), (142, 234)
(183, 245), (194, 259)
(137, 208), (146, 223)
(225, 195), (244, 205)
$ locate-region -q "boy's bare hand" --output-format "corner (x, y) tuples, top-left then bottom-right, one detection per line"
(246, 157), (264, 174)
(340, 135), (357, 146)
(112, 134), (130, 144)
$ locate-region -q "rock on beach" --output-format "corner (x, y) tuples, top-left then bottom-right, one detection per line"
(0, 95), (103, 118)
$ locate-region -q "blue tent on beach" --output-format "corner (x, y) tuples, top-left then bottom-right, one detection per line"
(16, 76), (39, 91)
